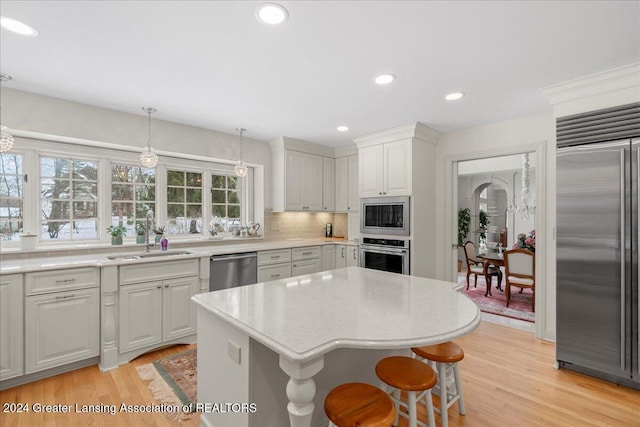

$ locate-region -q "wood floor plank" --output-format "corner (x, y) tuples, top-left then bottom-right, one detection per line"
(1, 324), (639, 426)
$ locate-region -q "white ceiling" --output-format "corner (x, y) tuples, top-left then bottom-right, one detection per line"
(1, 1), (638, 148)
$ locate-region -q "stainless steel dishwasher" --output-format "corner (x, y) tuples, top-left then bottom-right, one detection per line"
(209, 252), (258, 291)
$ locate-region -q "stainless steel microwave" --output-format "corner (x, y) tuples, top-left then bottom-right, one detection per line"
(360, 196), (410, 236)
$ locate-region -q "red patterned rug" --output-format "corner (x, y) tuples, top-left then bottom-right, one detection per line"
(136, 348), (197, 421)
(458, 273), (535, 323)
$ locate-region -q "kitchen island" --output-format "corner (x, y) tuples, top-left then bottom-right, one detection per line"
(192, 266), (480, 427)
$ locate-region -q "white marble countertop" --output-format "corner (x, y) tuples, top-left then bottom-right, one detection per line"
(0, 238), (358, 274)
(192, 266), (481, 362)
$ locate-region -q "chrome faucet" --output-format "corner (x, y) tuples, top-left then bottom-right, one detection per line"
(145, 209), (155, 252)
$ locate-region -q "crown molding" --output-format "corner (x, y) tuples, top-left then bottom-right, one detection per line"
(353, 122), (440, 148)
(541, 63), (640, 107)
(268, 136), (336, 157)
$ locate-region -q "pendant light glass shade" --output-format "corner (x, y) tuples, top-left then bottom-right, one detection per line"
(139, 106), (158, 168)
(507, 152), (536, 220)
(0, 73), (14, 153)
(235, 128), (248, 177)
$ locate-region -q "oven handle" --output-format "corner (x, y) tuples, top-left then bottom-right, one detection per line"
(360, 246), (409, 255)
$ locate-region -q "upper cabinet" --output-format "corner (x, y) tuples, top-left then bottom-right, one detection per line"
(335, 155), (359, 212)
(359, 140), (411, 197)
(284, 150), (323, 211)
(322, 157), (336, 212)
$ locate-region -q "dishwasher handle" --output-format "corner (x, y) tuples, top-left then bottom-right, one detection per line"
(210, 252), (257, 262)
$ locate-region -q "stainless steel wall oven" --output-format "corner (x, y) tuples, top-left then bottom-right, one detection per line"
(359, 238), (410, 275)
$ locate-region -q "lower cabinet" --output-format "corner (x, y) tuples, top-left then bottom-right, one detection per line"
(322, 245), (336, 271)
(292, 246), (322, 276)
(25, 287), (99, 374)
(346, 245), (360, 267)
(0, 274), (23, 381)
(119, 275), (198, 353)
(335, 245), (347, 268)
(257, 249), (292, 282)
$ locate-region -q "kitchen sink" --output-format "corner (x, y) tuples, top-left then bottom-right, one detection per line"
(107, 250), (194, 261)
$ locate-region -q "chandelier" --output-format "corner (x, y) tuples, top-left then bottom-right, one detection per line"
(139, 106), (158, 168)
(507, 153), (536, 220)
(0, 73), (15, 153)
(234, 127), (248, 177)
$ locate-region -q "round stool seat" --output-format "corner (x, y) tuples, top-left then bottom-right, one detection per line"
(412, 341), (464, 363)
(324, 382), (396, 427)
(375, 356), (437, 391)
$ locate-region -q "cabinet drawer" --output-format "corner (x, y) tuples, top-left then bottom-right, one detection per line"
(292, 246), (321, 261)
(258, 249), (292, 266)
(26, 267), (99, 295)
(257, 263), (291, 282)
(119, 259), (199, 285)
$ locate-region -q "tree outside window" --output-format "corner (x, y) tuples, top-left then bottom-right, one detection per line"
(111, 164), (156, 236)
(210, 174), (241, 232)
(167, 170), (202, 235)
(0, 153), (24, 241)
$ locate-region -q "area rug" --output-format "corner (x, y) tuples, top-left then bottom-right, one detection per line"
(458, 273), (535, 323)
(136, 348), (197, 421)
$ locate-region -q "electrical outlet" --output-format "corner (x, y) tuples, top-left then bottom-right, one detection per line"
(227, 341), (241, 364)
(271, 222), (280, 231)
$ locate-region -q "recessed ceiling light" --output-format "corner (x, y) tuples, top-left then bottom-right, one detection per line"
(256, 3), (289, 25)
(375, 74), (396, 85)
(0, 16), (38, 37)
(445, 92), (465, 101)
(337, 126), (349, 132)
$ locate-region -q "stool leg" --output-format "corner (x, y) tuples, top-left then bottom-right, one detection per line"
(393, 388), (401, 426)
(453, 363), (466, 415)
(328, 421), (336, 427)
(424, 389), (436, 427)
(438, 362), (449, 427)
(408, 391), (417, 427)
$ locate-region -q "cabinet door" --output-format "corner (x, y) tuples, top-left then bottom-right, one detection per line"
(335, 157), (348, 211)
(384, 140), (412, 196)
(322, 246), (336, 271)
(257, 263), (292, 282)
(304, 154), (324, 211)
(163, 276), (198, 342)
(0, 275), (23, 380)
(359, 145), (384, 197)
(346, 246), (360, 267)
(335, 245), (347, 268)
(285, 150), (306, 210)
(119, 281), (162, 353)
(322, 157), (335, 212)
(291, 258), (322, 276)
(347, 155), (360, 211)
(25, 288), (99, 374)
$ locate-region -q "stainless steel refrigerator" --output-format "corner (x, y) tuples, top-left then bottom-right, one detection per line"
(556, 138), (639, 389)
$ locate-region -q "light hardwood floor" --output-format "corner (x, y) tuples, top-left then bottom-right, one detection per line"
(1, 322), (639, 427)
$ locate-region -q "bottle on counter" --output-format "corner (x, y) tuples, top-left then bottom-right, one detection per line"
(160, 236), (168, 251)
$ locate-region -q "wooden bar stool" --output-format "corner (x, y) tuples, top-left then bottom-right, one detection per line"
(375, 356), (437, 427)
(412, 342), (465, 427)
(324, 382), (396, 427)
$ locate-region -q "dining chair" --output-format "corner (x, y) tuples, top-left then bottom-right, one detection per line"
(503, 248), (535, 311)
(462, 241), (501, 293)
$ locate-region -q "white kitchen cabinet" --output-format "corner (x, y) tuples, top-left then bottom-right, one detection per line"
(163, 276), (199, 342)
(258, 249), (292, 282)
(284, 150), (323, 211)
(323, 157), (335, 212)
(119, 281), (163, 352)
(335, 245), (347, 268)
(25, 287), (100, 374)
(346, 245), (360, 267)
(322, 245), (336, 271)
(359, 140), (411, 197)
(335, 155), (360, 212)
(291, 246), (322, 276)
(0, 274), (23, 381)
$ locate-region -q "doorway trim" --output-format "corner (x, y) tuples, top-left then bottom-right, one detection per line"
(443, 141), (547, 339)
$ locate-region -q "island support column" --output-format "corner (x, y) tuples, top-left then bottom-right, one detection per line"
(279, 355), (325, 427)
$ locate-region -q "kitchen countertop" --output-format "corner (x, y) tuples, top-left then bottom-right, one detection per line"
(0, 238), (358, 274)
(192, 266), (480, 362)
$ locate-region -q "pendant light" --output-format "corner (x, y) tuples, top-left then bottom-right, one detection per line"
(234, 127), (248, 177)
(139, 106), (158, 168)
(507, 153), (536, 220)
(0, 73), (15, 153)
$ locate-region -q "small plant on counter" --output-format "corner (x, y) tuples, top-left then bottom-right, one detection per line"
(135, 223), (146, 244)
(107, 225), (126, 245)
(153, 225), (165, 235)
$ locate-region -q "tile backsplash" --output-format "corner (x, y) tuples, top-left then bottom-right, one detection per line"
(262, 211), (348, 241)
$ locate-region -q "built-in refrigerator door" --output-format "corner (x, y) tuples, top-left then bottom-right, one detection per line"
(557, 139), (630, 380)
(633, 138), (640, 386)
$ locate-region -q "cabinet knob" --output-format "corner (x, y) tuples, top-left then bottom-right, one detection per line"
(164, 284), (169, 288)
(157, 285), (161, 289)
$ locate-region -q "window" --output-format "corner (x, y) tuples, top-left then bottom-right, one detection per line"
(210, 174), (241, 232)
(167, 169), (203, 235)
(0, 153), (24, 241)
(111, 164), (156, 236)
(40, 156), (99, 241)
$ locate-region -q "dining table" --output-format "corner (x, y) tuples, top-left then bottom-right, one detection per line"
(478, 249), (505, 295)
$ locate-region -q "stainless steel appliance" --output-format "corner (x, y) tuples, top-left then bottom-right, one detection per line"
(325, 223), (333, 238)
(209, 252), (258, 291)
(557, 138), (639, 389)
(360, 196), (410, 236)
(360, 237), (409, 275)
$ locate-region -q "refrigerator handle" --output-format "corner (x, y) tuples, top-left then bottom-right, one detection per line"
(620, 148), (626, 371)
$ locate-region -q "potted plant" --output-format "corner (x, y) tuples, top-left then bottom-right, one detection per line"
(153, 225), (165, 244)
(135, 223), (146, 244)
(457, 208), (471, 271)
(479, 209), (489, 246)
(107, 225), (127, 245)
